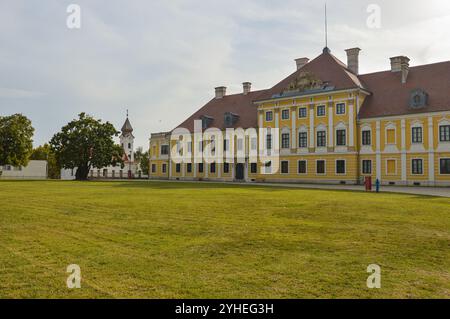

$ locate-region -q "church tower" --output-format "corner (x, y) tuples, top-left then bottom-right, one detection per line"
(120, 112), (134, 162)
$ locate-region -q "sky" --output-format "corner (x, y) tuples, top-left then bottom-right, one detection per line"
(1, 0), (450, 149)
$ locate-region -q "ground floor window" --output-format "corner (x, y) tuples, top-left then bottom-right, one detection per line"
(362, 160), (372, 174)
(223, 163), (229, 174)
(198, 163), (204, 173)
(316, 160), (325, 174)
(112, 170), (115, 178)
(210, 163), (216, 174)
(151, 164), (156, 173)
(162, 164), (167, 173)
(250, 163), (257, 174)
(336, 160), (346, 174)
(187, 163), (192, 173)
(411, 159), (423, 175)
(176, 163), (181, 173)
(298, 160), (307, 174)
(281, 161), (289, 174)
(440, 158), (450, 174)
(103, 169), (107, 177)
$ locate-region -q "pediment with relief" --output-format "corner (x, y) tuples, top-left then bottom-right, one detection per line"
(285, 72), (324, 93)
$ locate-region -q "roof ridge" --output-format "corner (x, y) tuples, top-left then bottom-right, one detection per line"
(361, 60), (450, 77)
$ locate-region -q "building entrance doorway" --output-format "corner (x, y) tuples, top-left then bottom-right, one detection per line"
(235, 163), (244, 180)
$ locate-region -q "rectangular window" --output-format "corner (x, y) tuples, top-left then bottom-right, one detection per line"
(298, 160), (307, 174)
(151, 164), (156, 173)
(281, 161), (289, 174)
(198, 163), (204, 173)
(162, 164), (167, 173)
(281, 133), (290, 149)
(298, 107), (307, 118)
(336, 103), (346, 115)
(281, 109), (290, 120)
(440, 158), (450, 174)
(336, 160), (346, 174)
(223, 163), (229, 173)
(317, 105), (326, 117)
(362, 131), (371, 146)
(412, 127), (423, 143)
(336, 129), (346, 146)
(317, 131), (326, 147)
(187, 163), (192, 173)
(176, 163), (181, 173)
(266, 111), (273, 122)
(250, 163), (257, 174)
(362, 160), (372, 174)
(316, 160), (325, 174)
(160, 145), (169, 155)
(266, 134), (272, 150)
(439, 125), (450, 142)
(386, 129), (396, 144)
(210, 163), (216, 174)
(411, 159), (423, 175)
(298, 132), (308, 148)
(386, 160), (396, 175)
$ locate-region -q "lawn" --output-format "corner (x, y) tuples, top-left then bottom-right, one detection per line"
(0, 180), (449, 299)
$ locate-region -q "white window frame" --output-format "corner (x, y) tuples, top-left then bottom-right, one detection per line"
(411, 122), (424, 145)
(385, 122), (397, 145)
(315, 159), (326, 175)
(411, 158), (424, 176)
(316, 105), (326, 117)
(438, 157), (450, 175)
(265, 111), (273, 122)
(361, 128), (372, 146)
(336, 102), (346, 115)
(361, 159), (372, 175)
(335, 159), (346, 175)
(280, 160), (289, 174)
(297, 160), (307, 175)
(298, 107), (307, 118)
(281, 109), (290, 120)
(385, 158), (397, 176)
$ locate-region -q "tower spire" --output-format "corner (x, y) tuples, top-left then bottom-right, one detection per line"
(323, 3), (330, 54)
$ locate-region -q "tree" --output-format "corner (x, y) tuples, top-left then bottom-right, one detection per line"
(139, 151), (150, 176)
(0, 114), (34, 168)
(30, 144), (60, 179)
(50, 113), (124, 180)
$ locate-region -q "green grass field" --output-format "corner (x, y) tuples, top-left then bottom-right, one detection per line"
(0, 180), (449, 299)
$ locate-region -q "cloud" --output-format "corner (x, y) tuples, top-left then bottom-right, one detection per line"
(0, 0), (449, 149)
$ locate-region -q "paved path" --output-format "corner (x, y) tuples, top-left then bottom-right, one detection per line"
(145, 179), (450, 198)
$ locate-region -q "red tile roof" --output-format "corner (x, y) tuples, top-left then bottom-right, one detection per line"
(256, 49), (364, 101)
(174, 89), (267, 132)
(359, 61), (450, 118)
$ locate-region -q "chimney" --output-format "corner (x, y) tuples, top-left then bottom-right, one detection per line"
(215, 86), (227, 99)
(390, 56), (410, 83)
(242, 82), (252, 95)
(345, 48), (361, 75)
(295, 57), (310, 70)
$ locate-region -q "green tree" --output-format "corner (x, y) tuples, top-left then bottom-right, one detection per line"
(30, 144), (60, 179)
(50, 113), (124, 180)
(139, 151), (150, 176)
(0, 114), (34, 168)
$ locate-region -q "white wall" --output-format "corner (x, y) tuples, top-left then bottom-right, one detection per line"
(0, 160), (48, 179)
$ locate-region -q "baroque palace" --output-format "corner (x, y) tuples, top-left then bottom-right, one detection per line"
(149, 47), (450, 186)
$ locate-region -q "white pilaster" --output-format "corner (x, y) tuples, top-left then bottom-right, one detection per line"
(275, 111), (279, 128)
(401, 119), (407, 182)
(258, 113), (263, 128)
(428, 116), (435, 183)
(291, 110), (297, 149)
(309, 105), (315, 148)
(349, 102), (355, 147)
(218, 163), (222, 178)
(182, 163), (185, 178)
(328, 104), (334, 147)
(376, 121), (381, 182)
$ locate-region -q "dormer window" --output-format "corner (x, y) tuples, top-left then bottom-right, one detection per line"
(224, 112), (239, 127)
(410, 89), (428, 109)
(201, 115), (214, 129)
